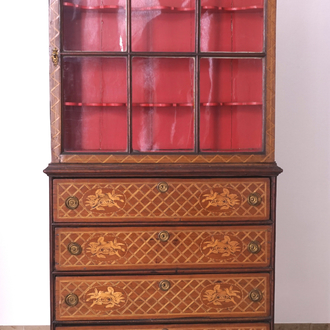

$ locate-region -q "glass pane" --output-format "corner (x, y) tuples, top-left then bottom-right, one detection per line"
(132, 57), (195, 152)
(131, 0), (195, 52)
(201, 0), (264, 52)
(62, 56), (127, 152)
(200, 58), (263, 152)
(63, 0), (127, 51)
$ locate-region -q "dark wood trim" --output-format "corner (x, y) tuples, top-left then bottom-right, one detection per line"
(44, 162), (282, 177)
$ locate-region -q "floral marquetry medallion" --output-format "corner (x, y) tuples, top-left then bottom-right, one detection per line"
(83, 189), (126, 213)
(86, 236), (127, 262)
(85, 286), (126, 311)
(201, 283), (242, 309)
(201, 235), (242, 261)
(200, 188), (241, 214)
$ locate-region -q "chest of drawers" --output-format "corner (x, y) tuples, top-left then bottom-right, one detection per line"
(46, 0), (281, 328)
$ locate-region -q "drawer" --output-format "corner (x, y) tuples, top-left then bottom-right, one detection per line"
(53, 178), (270, 222)
(55, 274), (270, 321)
(56, 323), (270, 330)
(55, 226), (272, 271)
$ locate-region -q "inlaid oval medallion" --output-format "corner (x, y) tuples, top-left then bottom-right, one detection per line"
(201, 283), (242, 309)
(84, 286), (127, 311)
(199, 187), (241, 213)
(85, 235), (127, 262)
(83, 188), (126, 213)
(201, 235), (242, 261)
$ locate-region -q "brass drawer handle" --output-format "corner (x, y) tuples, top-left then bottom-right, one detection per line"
(249, 289), (263, 302)
(65, 293), (79, 307)
(158, 230), (170, 242)
(159, 280), (171, 291)
(65, 196), (79, 210)
(248, 241), (261, 254)
(157, 182), (169, 193)
(248, 192), (262, 206)
(67, 242), (82, 255)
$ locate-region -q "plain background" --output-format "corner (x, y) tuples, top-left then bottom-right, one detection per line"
(0, 0), (330, 325)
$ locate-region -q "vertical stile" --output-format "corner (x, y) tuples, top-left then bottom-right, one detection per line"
(127, 0), (132, 153)
(195, 0), (200, 153)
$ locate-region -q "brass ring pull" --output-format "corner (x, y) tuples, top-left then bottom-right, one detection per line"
(248, 192), (262, 206)
(159, 280), (171, 291)
(248, 241), (261, 254)
(65, 196), (79, 210)
(65, 293), (79, 307)
(158, 230), (170, 242)
(67, 242), (82, 255)
(157, 182), (169, 193)
(249, 289), (263, 302)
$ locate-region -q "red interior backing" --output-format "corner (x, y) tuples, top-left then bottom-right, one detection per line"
(200, 0), (264, 52)
(131, 0), (195, 52)
(62, 57), (127, 152)
(132, 57), (195, 152)
(200, 58), (263, 152)
(63, 0), (127, 51)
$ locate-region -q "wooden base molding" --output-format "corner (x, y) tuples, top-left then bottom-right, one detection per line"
(1, 325), (329, 330)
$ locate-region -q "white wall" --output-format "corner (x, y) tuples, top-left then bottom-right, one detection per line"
(0, 0), (329, 325)
(275, 0), (330, 323)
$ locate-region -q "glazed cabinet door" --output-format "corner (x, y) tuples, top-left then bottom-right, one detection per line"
(49, 0), (276, 164)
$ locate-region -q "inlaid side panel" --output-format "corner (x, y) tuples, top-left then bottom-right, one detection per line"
(56, 323), (270, 330)
(55, 274), (270, 321)
(55, 226), (271, 270)
(53, 178), (270, 222)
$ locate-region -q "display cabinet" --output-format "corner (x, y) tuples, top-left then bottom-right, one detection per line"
(45, 0), (281, 329)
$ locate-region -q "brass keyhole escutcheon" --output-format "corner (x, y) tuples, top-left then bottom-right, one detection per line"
(52, 48), (59, 66)
(157, 182), (169, 193)
(67, 242), (82, 255)
(159, 280), (171, 291)
(65, 196), (79, 210)
(158, 230), (170, 242)
(248, 192), (262, 206)
(249, 289), (263, 302)
(248, 241), (261, 254)
(65, 293), (79, 307)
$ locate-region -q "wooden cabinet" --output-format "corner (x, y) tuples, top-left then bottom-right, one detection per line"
(46, 0), (281, 329)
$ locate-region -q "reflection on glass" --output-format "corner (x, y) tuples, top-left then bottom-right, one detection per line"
(132, 57), (195, 152)
(201, 0), (264, 52)
(63, 0), (127, 51)
(62, 57), (127, 152)
(131, 0), (195, 52)
(200, 57), (263, 152)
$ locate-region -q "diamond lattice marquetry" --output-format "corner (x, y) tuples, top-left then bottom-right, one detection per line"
(54, 179), (269, 222)
(56, 274), (269, 321)
(55, 226), (271, 270)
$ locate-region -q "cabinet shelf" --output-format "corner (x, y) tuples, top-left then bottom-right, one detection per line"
(202, 5), (263, 12)
(63, 2), (125, 12)
(133, 6), (194, 12)
(63, 2), (262, 13)
(65, 102), (262, 108)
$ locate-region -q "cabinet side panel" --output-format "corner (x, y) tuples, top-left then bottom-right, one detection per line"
(265, 0), (276, 162)
(49, 0), (61, 162)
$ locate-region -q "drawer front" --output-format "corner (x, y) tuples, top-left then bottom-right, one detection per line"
(55, 274), (270, 321)
(53, 178), (270, 222)
(55, 226), (272, 271)
(56, 323), (270, 330)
